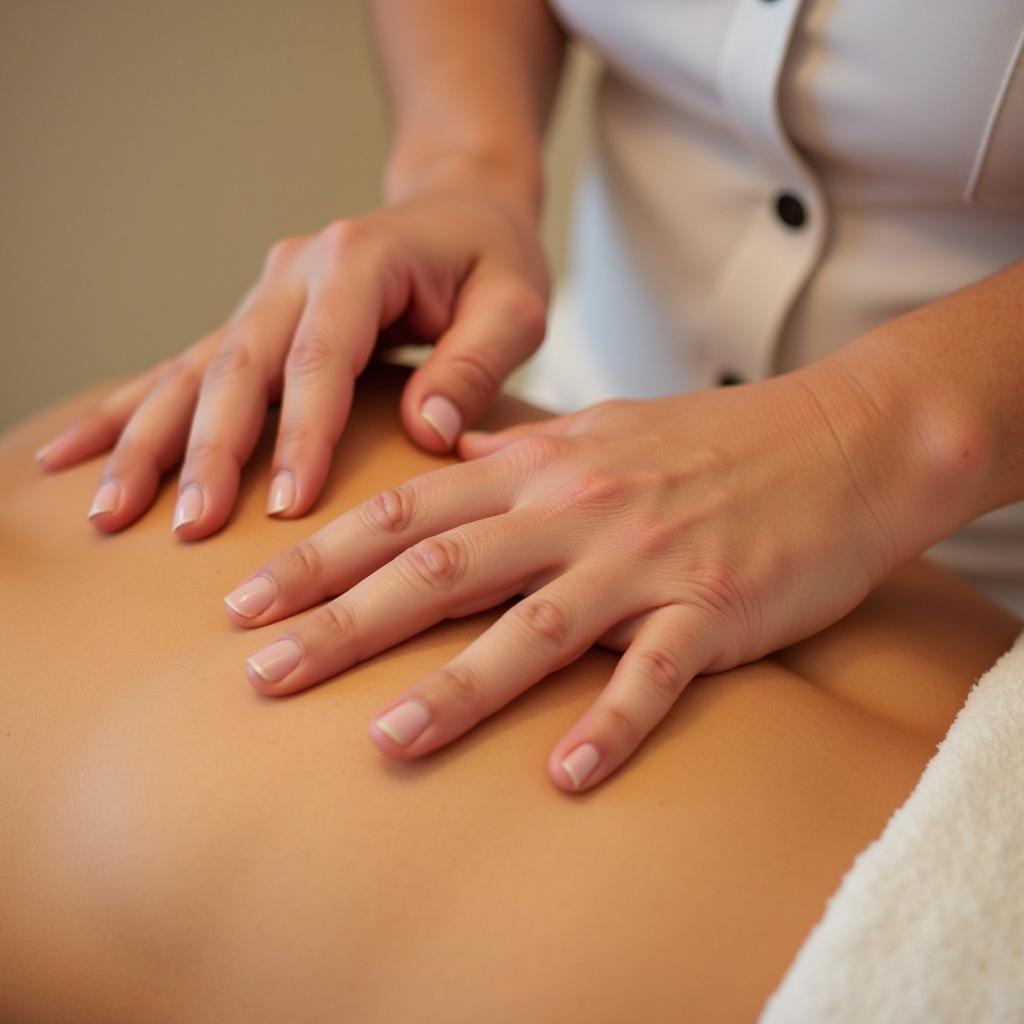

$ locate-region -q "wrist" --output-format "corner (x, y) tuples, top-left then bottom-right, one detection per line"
(382, 145), (544, 227)
(805, 335), (998, 572)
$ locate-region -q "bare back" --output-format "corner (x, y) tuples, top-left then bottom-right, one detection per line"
(1, 363), (1018, 1023)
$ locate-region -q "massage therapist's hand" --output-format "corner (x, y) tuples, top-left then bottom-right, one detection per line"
(222, 359), (947, 793)
(35, 187), (548, 538)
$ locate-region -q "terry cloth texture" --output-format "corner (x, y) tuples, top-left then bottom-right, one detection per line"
(760, 627), (1024, 1023)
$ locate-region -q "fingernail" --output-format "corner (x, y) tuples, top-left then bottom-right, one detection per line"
(88, 478), (122, 520)
(246, 637), (303, 684)
(267, 470), (295, 516)
(172, 484), (204, 533)
(374, 698), (431, 746)
(420, 394), (463, 448)
(561, 742), (600, 790)
(36, 432), (70, 464)
(224, 573), (276, 618)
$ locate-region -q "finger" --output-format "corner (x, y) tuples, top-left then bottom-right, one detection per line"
(241, 504), (563, 697)
(223, 449), (524, 626)
(173, 286), (302, 540)
(595, 608), (655, 653)
(548, 604), (718, 793)
(268, 268), (382, 519)
(36, 330), (228, 472)
(455, 410), (582, 463)
(35, 367), (163, 470)
(225, 280), (260, 323)
(86, 357), (204, 532)
(366, 565), (628, 759)
(400, 271), (547, 453)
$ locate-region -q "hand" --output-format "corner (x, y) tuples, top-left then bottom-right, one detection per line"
(223, 363), (913, 793)
(35, 187), (548, 538)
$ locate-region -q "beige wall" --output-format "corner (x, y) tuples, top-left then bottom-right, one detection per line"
(0, 2), (593, 429)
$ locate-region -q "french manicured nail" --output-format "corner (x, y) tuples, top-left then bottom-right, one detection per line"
(88, 478), (122, 520)
(224, 573), (276, 618)
(561, 742), (600, 790)
(374, 698), (431, 746)
(420, 394), (462, 448)
(267, 470), (295, 516)
(172, 484), (204, 533)
(36, 433), (70, 464)
(246, 637), (303, 684)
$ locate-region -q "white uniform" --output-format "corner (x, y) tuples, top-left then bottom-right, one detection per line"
(511, 0), (1024, 616)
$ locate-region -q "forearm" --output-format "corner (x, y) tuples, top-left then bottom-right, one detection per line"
(368, 0), (566, 221)
(807, 258), (1024, 569)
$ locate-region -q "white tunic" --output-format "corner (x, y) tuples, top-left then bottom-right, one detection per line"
(511, 0), (1024, 615)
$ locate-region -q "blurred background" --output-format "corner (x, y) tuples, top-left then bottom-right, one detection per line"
(0, 1), (595, 430)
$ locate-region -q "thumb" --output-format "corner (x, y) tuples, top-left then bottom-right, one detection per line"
(399, 272), (547, 452)
(453, 414), (571, 460)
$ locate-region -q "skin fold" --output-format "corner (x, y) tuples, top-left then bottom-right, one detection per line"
(2, 361), (1019, 1024)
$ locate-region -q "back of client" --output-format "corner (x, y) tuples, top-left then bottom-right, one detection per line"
(1, 362), (1018, 1023)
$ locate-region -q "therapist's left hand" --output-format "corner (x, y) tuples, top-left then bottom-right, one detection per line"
(223, 362), (917, 793)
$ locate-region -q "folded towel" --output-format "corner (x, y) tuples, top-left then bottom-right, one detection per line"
(760, 628), (1024, 1023)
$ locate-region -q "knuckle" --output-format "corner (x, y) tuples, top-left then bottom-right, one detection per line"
(114, 432), (181, 476)
(320, 218), (374, 261)
(685, 557), (746, 622)
(275, 420), (334, 458)
(444, 349), (501, 397)
(603, 701), (640, 748)
(106, 433), (150, 469)
(309, 601), (357, 654)
(154, 355), (201, 392)
(205, 337), (256, 387)
(363, 486), (416, 534)
(96, 391), (127, 420)
(286, 325), (337, 378)
(562, 469), (627, 511)
(275, 422), (317, 451)
(89, 406), (126, 443)
(506, 433), (569, 471)
(262, 235), (301, 274)
(436, 662), (485, 712)
(402, 535), (466, 591)
(493, 280), (547, 346)
(283, 539), (327, 586)
(632, 515), (677, 557)
(632, 646), (685, 705)
(184, 437), (225, 466)
(513, 596), (572, 647)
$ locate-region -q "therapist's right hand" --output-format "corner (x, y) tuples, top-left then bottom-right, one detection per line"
(35, 186), (549, 539)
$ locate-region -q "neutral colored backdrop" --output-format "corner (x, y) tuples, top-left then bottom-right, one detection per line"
(0, 1), (594, 429)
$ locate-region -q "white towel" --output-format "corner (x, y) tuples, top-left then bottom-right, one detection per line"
(759, 628), (1024, 1024)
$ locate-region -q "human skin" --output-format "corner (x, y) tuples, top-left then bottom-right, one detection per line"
(221, 339), (1010, 796)
(2, 363), (1020, 1024)
(33, 0), (563, 535)
(31, 0), (1024, 797)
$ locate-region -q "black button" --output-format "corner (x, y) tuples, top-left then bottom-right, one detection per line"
(716, 370), (745, 387)
(775, 192), (807, 228)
